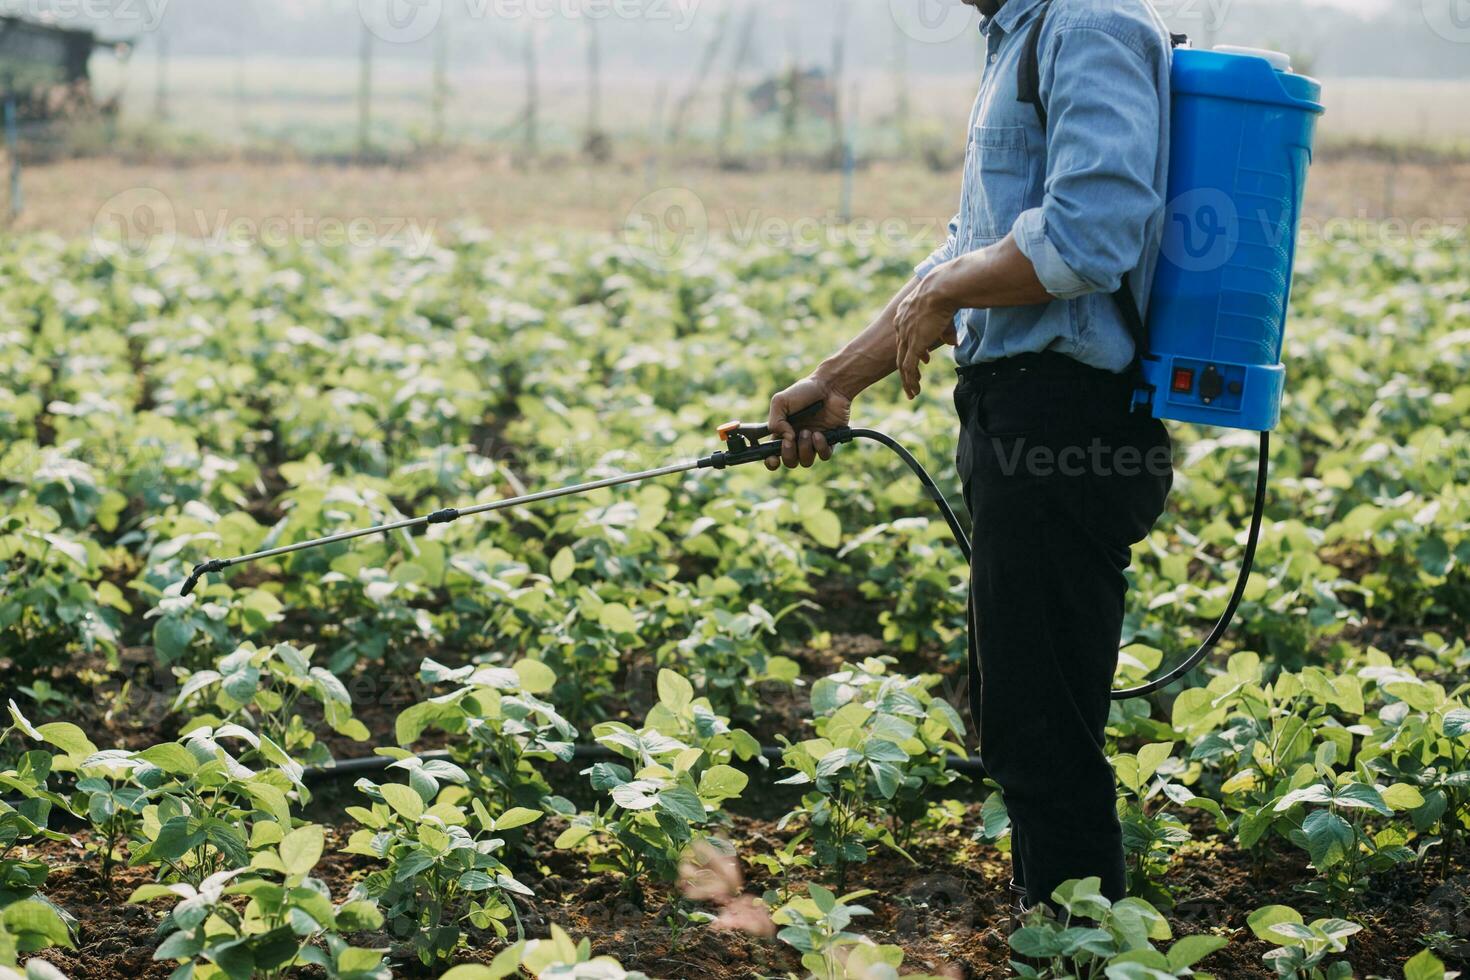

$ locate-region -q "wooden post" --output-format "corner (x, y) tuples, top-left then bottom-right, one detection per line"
(583, 17), (606, 159)
(779, 13), (800, 166)
(522, 26), (540, 161)
(431, 18), (449, 148)
(4, 96), (20, 221)
(716, 5), (757, 166)
(828, 0), (849, 168)
(155, 35), (169, 123)
(645, 80), (667, 189)
(840, 83), (860, 224)
(891, 27), (911, 157)
(667, 7), (730, 147)
(358, 20), (373, 156)
(234, 49), (247, 131)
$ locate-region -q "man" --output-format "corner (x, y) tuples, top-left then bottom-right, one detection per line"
(764, 0), (1175, 911)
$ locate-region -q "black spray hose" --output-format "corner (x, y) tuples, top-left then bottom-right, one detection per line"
(838, 428), (1269, 700)
(1112, 431), (1271, 698)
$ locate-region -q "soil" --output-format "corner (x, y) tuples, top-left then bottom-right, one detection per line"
(24, 799), (1466, 980)
(9, 632), (1465, 978)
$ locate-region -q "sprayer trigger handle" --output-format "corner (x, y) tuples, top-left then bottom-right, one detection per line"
(717, 400), (825, 443)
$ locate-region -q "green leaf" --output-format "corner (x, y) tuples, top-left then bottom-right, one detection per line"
(493, 807), (543, 831)
(34, 723), (95, 758)
(1246, 905), (1303, 943)
(1333, 782), (1391, 816)
(513, 659), (556, 695)
(657, 670), (694, 713)
(1443, 708), (1470, 739)
(137, 743), (200, 775)
(1382, 783), (1427, 811)
(279, 824), (324, 877)
(379, 783), (425, 821)
(655, 786), (707, 823)
(1165, 934), (1228, 970)
(1, 899), (74, 952)
(598, 602), (637, 634)
(1302, 809), (1355, 868)
(1404, 949), (1447, 980)
(697, 765), (748, 800)
(550, 547), (576, 583)
(801, 509), (842, 548)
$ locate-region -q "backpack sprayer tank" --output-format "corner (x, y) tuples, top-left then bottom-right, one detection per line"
(1140, 46), (1325, 432)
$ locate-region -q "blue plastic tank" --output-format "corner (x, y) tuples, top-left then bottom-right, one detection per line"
(1142, 47), (1324, 432)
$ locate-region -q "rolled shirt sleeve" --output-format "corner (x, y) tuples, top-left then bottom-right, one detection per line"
(1013, 23), (1164, 299)
(915, 211), (961, 280)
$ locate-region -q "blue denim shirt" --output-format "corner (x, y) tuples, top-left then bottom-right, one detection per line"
(915, 0), (1173, 373)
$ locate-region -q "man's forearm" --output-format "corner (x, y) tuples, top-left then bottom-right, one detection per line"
(811, 276), (920, 397)
(923, 234), (1053, 311)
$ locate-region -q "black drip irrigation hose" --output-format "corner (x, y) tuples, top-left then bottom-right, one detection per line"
(300, 744), (992, 786)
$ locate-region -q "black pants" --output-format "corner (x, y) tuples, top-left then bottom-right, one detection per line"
(954, 352), (1172, 906)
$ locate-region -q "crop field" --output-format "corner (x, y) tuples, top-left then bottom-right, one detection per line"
(1, 223), (1468, 980)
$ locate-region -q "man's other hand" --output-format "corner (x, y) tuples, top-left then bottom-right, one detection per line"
(894, 274), (960, 400)
(764, 377), (852, 470)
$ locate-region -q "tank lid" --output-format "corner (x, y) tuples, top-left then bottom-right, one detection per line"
(1213, 46), (1293, 72)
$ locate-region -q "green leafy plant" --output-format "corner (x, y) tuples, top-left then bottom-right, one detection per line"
(1112, 741), (1216, 909)
(344, 769), (539, 965)
(0, 900), (74, 978)
(655, 587), (804, 721)
(129, 822), (385, 980)
(1007, 878), (1226, 979)
(806, 657), (967, 842)
(777, 658), (965, 885)
(394, 656), (576, 813)
(555, 672), (750, 902)
(119, 728), (305, 887)
(1358, 664), (1470, 878)
(1246, 905), (1360, 979)
(173, 641), (369, 767)
(438, 924), (652, 979)
(1271, 777), (1417, 910)
(1, 702), (87, 944)
(773, 883), (929, 980)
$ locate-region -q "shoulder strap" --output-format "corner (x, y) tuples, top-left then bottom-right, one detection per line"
(1016, 3), (1052, 130)
(1015, 5), (1186, 387)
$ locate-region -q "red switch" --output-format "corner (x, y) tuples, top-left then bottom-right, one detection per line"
(1171, 368), (1196, 394)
